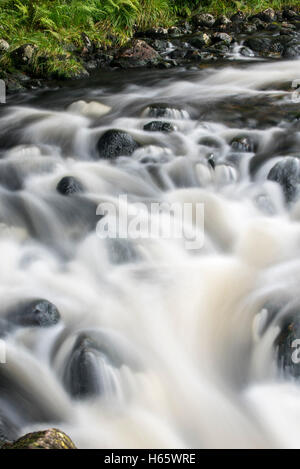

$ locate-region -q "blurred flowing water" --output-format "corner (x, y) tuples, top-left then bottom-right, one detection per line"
(0, 57), (300, 448)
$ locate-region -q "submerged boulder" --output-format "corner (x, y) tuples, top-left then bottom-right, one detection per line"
(143, 103), (188, 120)
(2, 428), (76, 449)
(6, 299), (61, 328)
(56, 176), (84, 196)
(97, 129), (139, 159)
(231, 136), (255, 152)
(61, 329), (141, 400)
(63, 335), (103, 399)
(267, 157), (300, 202)
(143, 121), (174, 133)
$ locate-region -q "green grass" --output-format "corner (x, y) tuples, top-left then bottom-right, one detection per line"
(192, 0), (299, 16)
(173, 0), (299, 17)
(0, 0), (299, 79)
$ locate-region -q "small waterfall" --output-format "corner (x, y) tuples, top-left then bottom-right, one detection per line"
(0, 57), (300, 448)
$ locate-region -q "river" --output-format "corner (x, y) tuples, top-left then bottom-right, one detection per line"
(0, 56), (300, 449)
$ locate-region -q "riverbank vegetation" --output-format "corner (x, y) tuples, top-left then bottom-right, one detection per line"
(0, 0), (299, 78)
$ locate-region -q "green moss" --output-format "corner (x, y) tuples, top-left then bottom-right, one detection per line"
(2, 428), (77, 449)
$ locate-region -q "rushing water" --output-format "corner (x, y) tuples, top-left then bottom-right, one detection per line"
(0, 57), (300, 449)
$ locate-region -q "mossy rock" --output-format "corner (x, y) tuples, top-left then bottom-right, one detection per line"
(2, 428), (77, 450)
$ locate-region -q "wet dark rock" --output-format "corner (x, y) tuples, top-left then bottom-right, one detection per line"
(56, 176), (84, 196)
(294, 21), (300, 30)
(207, 154), (215, 169)
(242, 24), (258, 34)
(231, 11), (246, 23)
(169, 48), (188, 60)
(69, 67), (89, 80)
(184, 49), (200, 61)
(196, 51), (217, 61)
(94, 51), (114, 67)
(212, 32), (233, 45)
(270, 41), (284, 54)
(266, 23), (281, 32)
(2, 428), (77, 449)
(62, 330), (139, 400)
(97, 129), (139, 159)
(267, 157), (300, 202)
(168, 27), (181, 37)
(192, 13), (215, 28)
(144, 103), (181, 119)
(208, 43), (230, 55)
(215, 15), (232, 27)
(63, 335), (103, 399)
(177, 21), (193, 35)
(159, 59), (178, 68)
(10, 44), (37, 69)
(143, 121), (174, 133)
(187, 33), (211, 48)
(257, 8), (277, 23)
(151, 39), (171, 52)
(283, 9), (300, 21)
(244, 36), (273, 54)
(240, 46), (255, 57)
(282, 22), (297, 31)
(85, 60), (98, 71)
(276, 10), (284, 22)
(6, 299), (61, 328)
(283, 43), (300, 58)
(231, 136), (255, 152)
(138, 27), (168, 39)
(250, 131), (299, 174)
(251, 18), (268, 30)
(1, 75), (24, 94)
(113, 39), (160, 68)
